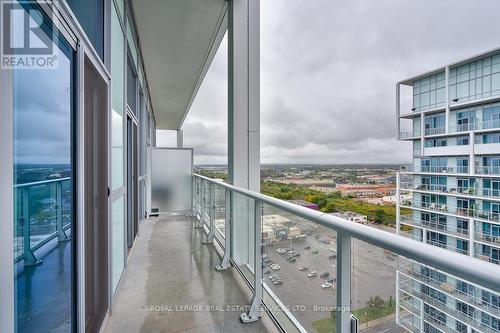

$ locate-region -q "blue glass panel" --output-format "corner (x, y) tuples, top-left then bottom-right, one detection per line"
(12, 3), (74, 332)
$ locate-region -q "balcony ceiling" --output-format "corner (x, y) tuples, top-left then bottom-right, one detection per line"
(131, 0), (227, 130)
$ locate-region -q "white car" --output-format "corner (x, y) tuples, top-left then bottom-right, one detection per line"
(307, 271), (317, 278)
(271, 264), (280, 270)
(321, 282), (332, 289)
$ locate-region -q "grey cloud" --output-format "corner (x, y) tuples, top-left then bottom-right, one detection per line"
(184, 0), (500, 164)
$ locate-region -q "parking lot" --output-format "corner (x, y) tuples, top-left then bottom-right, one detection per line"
(262, 217), (406, 333)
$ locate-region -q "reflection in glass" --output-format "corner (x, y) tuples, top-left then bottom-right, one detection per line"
(13, 4), (74, 332)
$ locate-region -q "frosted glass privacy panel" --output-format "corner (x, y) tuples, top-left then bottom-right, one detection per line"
(151, 148), (193, 212)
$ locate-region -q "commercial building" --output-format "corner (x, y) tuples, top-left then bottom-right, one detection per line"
(396, 48), (500, 333)
(330, 211), (369, 224)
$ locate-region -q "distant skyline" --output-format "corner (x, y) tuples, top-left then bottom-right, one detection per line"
(182, 0), (500, 165)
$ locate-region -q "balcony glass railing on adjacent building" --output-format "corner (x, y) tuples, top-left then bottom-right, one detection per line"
(401, 263), (500, 320)
(14, 177), (72, 265)
(475, 231), (500, 247)
(406, 200), (500, 223)
(400, 131), (421, 139)
(193, 174), (500, 333)
(400, 215), (469, 238)
(425, 127), (446, 136)
(398, 275), (499, 333)
(476, 165), (500, 176)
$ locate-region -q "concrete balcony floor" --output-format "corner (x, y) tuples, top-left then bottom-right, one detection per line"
(104, 215), (277, 333)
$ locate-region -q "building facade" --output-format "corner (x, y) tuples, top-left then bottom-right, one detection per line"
(396, 49), (500, 333)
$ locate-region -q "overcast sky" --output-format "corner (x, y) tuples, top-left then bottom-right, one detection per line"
(183, 0), (500, 165)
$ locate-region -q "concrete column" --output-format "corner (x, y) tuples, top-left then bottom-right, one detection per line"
(228, 0), (260, 266)
(420, 113), (425, 157)
(396, 83), (401, 138)
(445, 66), (450, 134)
(176, 129), (183, 148)
(228, 0), (260, 192)
(396, 172), (401, 235)
(469, 218), (475, 257)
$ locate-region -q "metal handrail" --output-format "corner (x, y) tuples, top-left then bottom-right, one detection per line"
(193, 173), (500, 293)
(14, 177), (71, 265)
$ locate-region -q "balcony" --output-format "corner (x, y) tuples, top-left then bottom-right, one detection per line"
(400, 215), (469, 238)
(475, 231), (500, 247)
(407, 200), (500, 224)
(398, 276), (499, 333)
(401, 166), (469, 175)
(401, 262), (500, 322)
(399, 131), (421, 140)
(476, 165), (500, 176)
(425, 127), (446, 136)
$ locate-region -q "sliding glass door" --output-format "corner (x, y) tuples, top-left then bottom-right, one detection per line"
(12, 3), (75, 332)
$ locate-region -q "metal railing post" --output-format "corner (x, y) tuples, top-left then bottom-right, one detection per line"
(55, 181), (69, 242)
(240, 199), (263, 323)
(216, 189), (232, 271)
(419, 298), (424, 332)
(195, 179), (204, 229)
(395, 271), (400, 326)
(203, 183), (215, 244)
(22, 187), (41, 266)
(336, 231), (351, 333)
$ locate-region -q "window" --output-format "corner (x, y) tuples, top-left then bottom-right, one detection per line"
(66, 0), (104, 59)
(483, 105), (500, 129)
(425, 113), (445, 135)
(456, 239), (468, 254)
(127, 56), (137, 115)
(12, 3), (75, 330)
(456, 136), (469, 146)
(425, 138), (447, 147)
(457, 157), (469, 173)
(413, 72), (446, 112)
(450, 53), (500, 104)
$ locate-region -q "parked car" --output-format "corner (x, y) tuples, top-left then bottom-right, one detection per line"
(321, 282), (332, 289)
(287, 258), (296, 263)
(327, 278), (334, 283)
(264, 268), (271, 274)
(298, 266), (309, 271)
(312, 250), (319, 254)
(320, 272), (330, 279)
(273, 280), (283, 285)
(271, 264), (280, 270)
(304, 246), (311, 250)
(307, 271), (317, 278)
(328, 254), (337, 260)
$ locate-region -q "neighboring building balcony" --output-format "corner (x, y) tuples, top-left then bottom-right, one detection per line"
(476, 119), (500, 131)
(400, 182), (448, 193)
(400, 264), (500, 323)
(405, 199), (500, 223)
(400, 215), (469, 239)
(475, 231), (500, 247)
(398, 275), (499, 333)
(449, 121), (479, 133)
(476, 165), (500, 176)
(425, 127), (446, 136)
(399, 131), (421, 140)
(475, 253), (500, 266)
(399, 165), (469, 175)
(426, 239), (469, 256)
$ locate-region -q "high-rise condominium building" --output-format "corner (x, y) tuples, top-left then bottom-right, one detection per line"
(396, 48), (500, 333)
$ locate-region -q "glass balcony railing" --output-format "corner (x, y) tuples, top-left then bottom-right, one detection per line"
(475, 231), (500, 247)
(399, 165), (470, 174)
(401, 262), (500, 319)
(407, 200), (500, 223)
(399, 131), (421, 139)
(398, 275), (499, 333)
(425, 128), (446, 136)
(476, 166), (500, 176)
(400, 215), (469, 238)
(449, 121), (478, 133)
(477, 119), (500, 131)
(192, 174), (500, 333)
(14, 177), (72, 265)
